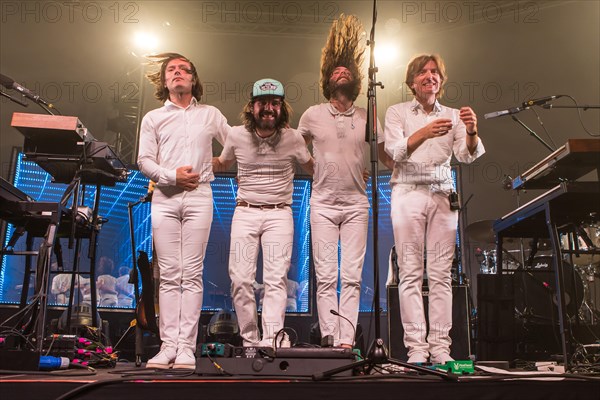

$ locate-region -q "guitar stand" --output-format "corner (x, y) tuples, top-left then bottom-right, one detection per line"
(128, 195), (158, 367)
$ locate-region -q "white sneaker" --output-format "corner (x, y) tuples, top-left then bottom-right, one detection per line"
(430, 353), (454, 364)
(172, 347), (196, 370)
(407, 352), (429, 364)
(146, 346), (176, 369)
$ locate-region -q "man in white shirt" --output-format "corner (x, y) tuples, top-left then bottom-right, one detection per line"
(297, 14), (391, 348)
(138, 53), (230, 369)
(215, 79), (313, 347)
(383, 54), (485, 364)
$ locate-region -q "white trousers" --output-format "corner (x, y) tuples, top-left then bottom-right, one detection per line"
(390, 185), (457, 359)
(229, 206), (293, 346)
(311, 205), (368, 346)
(151, 184), (213, 351)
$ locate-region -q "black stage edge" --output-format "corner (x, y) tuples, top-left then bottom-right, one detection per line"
(1, 363), (599, 400)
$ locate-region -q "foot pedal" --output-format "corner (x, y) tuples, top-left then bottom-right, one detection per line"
(433, 360), (475, 374)
(199, 343), (232, 357)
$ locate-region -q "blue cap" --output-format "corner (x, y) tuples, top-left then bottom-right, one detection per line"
(252, 78), (284, 99)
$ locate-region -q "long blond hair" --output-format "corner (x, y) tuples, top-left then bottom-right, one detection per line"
(320, 14), (365, 101)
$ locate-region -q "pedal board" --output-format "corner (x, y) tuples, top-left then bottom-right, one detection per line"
(196, 346), (357, 376)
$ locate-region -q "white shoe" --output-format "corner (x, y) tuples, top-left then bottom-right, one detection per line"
(407, 352), (429, 364)
(430, 353), (454, 364)
(146, 346), (176, 369)
(172, 347), (196, 370)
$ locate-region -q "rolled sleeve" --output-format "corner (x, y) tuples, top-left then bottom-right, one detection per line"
(384, 106), (410, 162)
(452, 119), (486, 164)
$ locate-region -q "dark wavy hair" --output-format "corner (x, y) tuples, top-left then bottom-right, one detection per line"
(240, 98), (293, 134)
(405, 54), (447, 99)
(145, 52), (203, 102)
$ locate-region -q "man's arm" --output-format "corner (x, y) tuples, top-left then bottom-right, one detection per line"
(212, 157), (235, 173)
(300, 157), (315, 176)
(378, 143), (394, 170)
(459, 106), (479, 155)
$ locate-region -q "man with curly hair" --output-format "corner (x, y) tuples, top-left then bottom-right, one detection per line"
(138, 53), (230, 369)
(214, 79), (313, 347)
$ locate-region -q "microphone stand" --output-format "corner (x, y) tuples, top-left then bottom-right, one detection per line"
(510, 115), (555, 153)
(128, 191), (151, 367)
(312, 1), (457, 382)
(542, 104), (600, 110)
(0, 89), (28, 107)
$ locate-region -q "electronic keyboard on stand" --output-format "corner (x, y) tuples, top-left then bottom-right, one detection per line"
(494, 139), (600, 369)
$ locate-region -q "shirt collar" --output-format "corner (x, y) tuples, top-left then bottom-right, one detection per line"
(410, 98), (442, 115)
(327, 102), (356, 117)
(165, 97), (198, 110)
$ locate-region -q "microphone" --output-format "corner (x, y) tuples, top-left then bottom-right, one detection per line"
(0, 73), (52, 107)
(483, 106), (524, 119)
(330, 309), (356, 348)
(484, 95), (562, 119)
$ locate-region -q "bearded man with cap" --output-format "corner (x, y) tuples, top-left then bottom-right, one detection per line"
(214, 79), (313, 347)
(297, 15), (391, 349)
(138, 53), (230, 369)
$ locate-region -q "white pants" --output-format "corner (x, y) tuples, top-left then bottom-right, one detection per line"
(152, 184), (213, 351)
(229, 206), (293, 346)
(311, 205), (368, 346)
(390, 185), (457, 359)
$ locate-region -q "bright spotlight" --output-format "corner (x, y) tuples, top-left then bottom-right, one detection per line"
(133, 32), (159, 52)
(374, 43), (400, 66)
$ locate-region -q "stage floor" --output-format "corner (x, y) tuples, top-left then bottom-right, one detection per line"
(1, 362), (599, 400)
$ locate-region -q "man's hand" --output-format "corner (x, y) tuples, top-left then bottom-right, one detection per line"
(459, 107), (478, 134)
(362, 168), (370, 183)
(407, 118), (453, 155)
(176, 166), (200, 191)
(423, 118), (453, 139)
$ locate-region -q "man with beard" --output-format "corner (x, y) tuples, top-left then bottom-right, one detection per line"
(138, 53), (230, 369)
(214, 79), (313, 347)
(383, 54), (484, 364)
(297, 15), (392, 349)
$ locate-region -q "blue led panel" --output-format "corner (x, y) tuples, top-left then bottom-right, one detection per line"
(1, 154), (311, 313)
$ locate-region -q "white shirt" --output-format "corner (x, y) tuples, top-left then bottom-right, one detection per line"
(384, 99), (485, 187)
(219, 126), (311, 205)
(138, 98), (230, 186)
(297, 103), (370, 208)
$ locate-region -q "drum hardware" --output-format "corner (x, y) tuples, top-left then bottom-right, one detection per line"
(466, 220), (514, 244)
(561, 221), (600, 267)
(476, 248), (522, 274)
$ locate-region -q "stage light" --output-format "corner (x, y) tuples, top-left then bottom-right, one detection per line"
(132, 31), (159, 52)
(374, 42), (400, 66)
